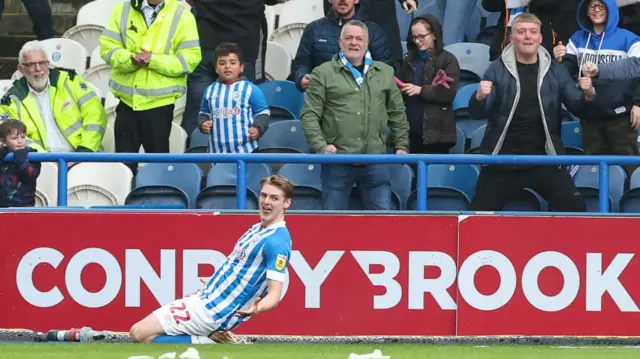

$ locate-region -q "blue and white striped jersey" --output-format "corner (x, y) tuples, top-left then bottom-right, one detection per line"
(199, 221), (291, 330)
(199, 79), (270, 153)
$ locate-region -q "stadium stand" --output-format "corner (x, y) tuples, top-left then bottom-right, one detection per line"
(67, 163), (133, 207)
(128, 163), (203, 208)
(256, 121), (310, 154)
(258, 80), (305, 120)
(408, 164), (479, 211)
(573, 165), (626, 212)
(620, 169), (640, 213)
(40, 38), (88, 74)
(196, 163), (273, 210)
(277, 163), (322, 210)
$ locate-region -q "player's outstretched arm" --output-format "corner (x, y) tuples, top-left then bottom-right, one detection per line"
(236, 280), (283, 318)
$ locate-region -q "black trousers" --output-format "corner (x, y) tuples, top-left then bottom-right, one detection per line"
(470, 165), (587, 212)
(114, 102), (174, 173)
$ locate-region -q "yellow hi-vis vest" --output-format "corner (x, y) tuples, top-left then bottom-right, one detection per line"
(100, 0), (201, 111)
(0, 69), (108, 153)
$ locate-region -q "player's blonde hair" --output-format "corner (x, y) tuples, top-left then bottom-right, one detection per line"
(260, 175), (294, 199)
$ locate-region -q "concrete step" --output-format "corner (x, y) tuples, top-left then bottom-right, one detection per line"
(0, 57), (20, 79)
(0, 13), (77, 36)
(3, 0), (90, 14)
(0, 35), (36, 58)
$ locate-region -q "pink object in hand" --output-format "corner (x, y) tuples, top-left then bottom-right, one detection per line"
(394, 77), (405, 87)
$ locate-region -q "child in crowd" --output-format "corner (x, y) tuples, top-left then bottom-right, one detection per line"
(198, 42), (270, 153)
(0, 119), (40, 207)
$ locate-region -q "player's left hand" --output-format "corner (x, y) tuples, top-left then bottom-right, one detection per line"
(236, 298), (260, 318)
(249, 127), (260, 140)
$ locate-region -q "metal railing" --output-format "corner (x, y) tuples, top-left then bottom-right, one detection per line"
(10, 152), (640, 213)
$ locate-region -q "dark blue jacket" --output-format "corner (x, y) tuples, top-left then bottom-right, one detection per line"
(469, 44), (594, 155)
(0, 147), (40, 207)
(293, 5), (393, 91)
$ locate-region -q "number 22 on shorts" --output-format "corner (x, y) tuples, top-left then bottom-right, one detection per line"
(170, 300), (191, 325)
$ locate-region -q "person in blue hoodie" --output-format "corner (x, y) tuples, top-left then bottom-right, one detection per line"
(553, 0), (640, 175)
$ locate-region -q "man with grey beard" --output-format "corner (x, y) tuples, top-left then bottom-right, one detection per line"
(0, 41), (107, 154)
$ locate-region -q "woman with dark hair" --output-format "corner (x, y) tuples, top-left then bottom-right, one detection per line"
(397, 15), (460, 155)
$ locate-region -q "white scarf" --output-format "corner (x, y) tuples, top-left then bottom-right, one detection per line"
(506, 0), (530, 8)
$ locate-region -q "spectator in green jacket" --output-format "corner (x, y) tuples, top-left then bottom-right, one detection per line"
(301, 20), (410, 211)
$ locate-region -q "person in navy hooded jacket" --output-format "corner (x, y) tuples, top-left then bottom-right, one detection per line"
(553, 0), (640, 175)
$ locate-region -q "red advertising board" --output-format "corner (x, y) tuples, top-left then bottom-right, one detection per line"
(0, 213), (458, 336)
(457, 216), (640, 336)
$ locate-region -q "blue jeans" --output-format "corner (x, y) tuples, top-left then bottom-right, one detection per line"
(435, 0), (477, 46)
(0, 0), (54, 40)
(321, 164), (392, 210)
(180, 49), (256, 140)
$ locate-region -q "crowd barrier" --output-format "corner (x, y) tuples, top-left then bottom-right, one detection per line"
(11, 152), (640, 212)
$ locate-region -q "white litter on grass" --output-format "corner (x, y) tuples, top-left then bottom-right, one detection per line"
(179, 347), (201, 359)
(127, 356), (153, 359)
(474, 346), (489, 348)
(159, 352), (176, 359)
(348, 349), (390, 359)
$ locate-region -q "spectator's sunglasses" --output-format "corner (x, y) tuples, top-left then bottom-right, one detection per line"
(22, 60), (50, 69)
(411, 32), (432, 42)
(588, 3), (606, 11)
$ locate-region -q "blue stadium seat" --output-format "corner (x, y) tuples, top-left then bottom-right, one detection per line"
(449, 126), (466, 154)
(389, 164), (414, 210)
(408, 164), (480, 210)
(401, 41), (408, 55)
(561, 121), (583, 150)
(620, 168), (640, 213)
(133, 163), (203, 208)
(562, 108), (577, 122)
(475, 25), (497, 47)
(348, 188), (402, 211)
(503, 189), (547, 212)
(456, 115), (487, 140)
(277, 163), (322, 210)
(467, 124), (486, 153)
(125, 186), (189, 209)
(258, 80), (304, 119)
(573, 165), (625, 211)
(190, 128), (209, 148)
(453, 83), (479, 114)
(443, 42), (490, 79)
(257, 120), (310, 153)
(195, 163), (272, 209)
(458, 70), (481, 89)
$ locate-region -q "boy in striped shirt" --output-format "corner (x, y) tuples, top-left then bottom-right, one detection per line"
(198, 42), (270, 153)
(129, 175), (294, 344)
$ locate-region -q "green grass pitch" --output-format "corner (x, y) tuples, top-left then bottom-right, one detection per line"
(1, 343), (640, 359)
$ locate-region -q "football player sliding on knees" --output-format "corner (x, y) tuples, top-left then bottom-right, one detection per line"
(129, 175), (295, 344)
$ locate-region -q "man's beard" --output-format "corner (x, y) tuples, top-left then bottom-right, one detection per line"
(27, 73), (48, 91)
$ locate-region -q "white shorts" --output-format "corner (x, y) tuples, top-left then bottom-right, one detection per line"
(153, 293), (221, 336)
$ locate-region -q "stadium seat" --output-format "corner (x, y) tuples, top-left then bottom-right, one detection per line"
(561, 121), (583, 150)
(265, 41), (292, 81)
(0, 79), (14, 98)
(67, 163), (133, 206)
(196, 163), (272, 209)
(389, 164), (414, 210)
(82, 64), (110, 97)
(278, 0), (324, 27)
(401, 41), (408, 55)
(190, 128), (210, 149)
(101, 124), (115, 152)
(173, 107), (185, 125)
(467, 124), (486, 153)
(133, 163), (203, 208)
(277, 163), (322, 210)
(76, 0), (127, 26)
(35, 162), (58, 206)
(456, 115), (487, 141)
(503, 189), (547, 212)
(258, 80), (304, 119)
(256, 120), (310, 154)
(475, 25), (497, 47)
(175, 93), (187, 113)
(269, 23), (306, 65)
(40, 38), (88, 74)
(452, 83), (479, 115)
(449, 125), (466, 154)
(125, 186), (189, 209)
(458, 70), (482, 88)
(620, 168), (640, 213)
(11, 70), (22, 80)
(170, 123), (188, 153)
(89, 46), (106, 67)
(62, 24), (104, 56)
(443, 43), (490, 79)
(349, 188), (402, 211)
(573, 165), (625, 212)
(185, 145), (211, 178)
(408, 164), (480, 211)
(265, 5), (276, 37)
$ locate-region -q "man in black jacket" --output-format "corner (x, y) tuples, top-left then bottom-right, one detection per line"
(295, 0), (393, 91)
(181, 0), (285, 139)
(325, 0), (417, 67)
(468, 13), (594, 212)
